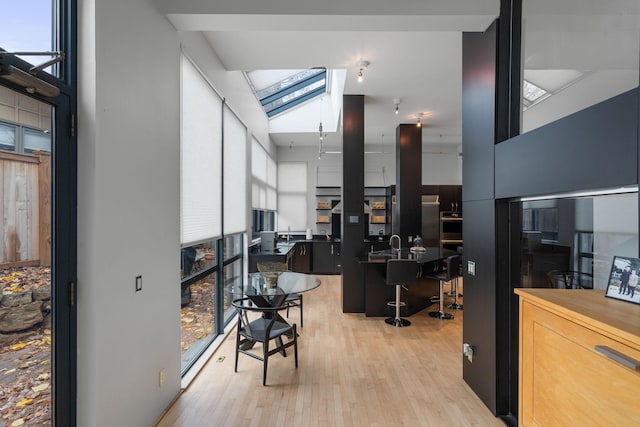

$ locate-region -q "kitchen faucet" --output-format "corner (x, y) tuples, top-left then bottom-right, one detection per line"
(389, 234), (401, 252)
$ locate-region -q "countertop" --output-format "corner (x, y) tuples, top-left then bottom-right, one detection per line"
(358, 247), (457, 264)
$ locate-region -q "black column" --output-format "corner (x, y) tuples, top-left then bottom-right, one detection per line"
(394, 124), (422, 245)
(461, 21), (499, 416)
(341, 95), (365, 313)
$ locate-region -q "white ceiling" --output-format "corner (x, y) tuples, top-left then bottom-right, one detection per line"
(166, 0), (500, 148)
(164, 0), (640, 148)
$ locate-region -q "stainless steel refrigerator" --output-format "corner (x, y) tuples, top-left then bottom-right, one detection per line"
(421, 195), (440, 247)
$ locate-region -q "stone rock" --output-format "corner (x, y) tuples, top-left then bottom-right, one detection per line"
(0, 330), (33, 347)
(0, 333), (12, 347)
(43, 313), (51, 329)
(0, 302), (43, 333)
(0, 291), (33, 307)
(33, 284), (51, 301)
(40, 300), (51, 313)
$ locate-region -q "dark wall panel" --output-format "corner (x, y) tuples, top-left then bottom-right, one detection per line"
(395, 124), (422, 242)
(462, 199), (497, 413)
(342, 95), (366, 313)
(461, 22), (499, 415)
(462, 23), (497, 203)
(495, 88), (639, 199)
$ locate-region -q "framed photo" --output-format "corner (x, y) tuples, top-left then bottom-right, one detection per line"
(605, 255), (640, 305)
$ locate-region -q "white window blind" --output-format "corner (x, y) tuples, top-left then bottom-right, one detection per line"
(223, 106), (247, 235)
(251, 137), (277, 211)
(180, 56), (222, 245)
(267, 156), (277, 210)
(277, 162), (307, 231)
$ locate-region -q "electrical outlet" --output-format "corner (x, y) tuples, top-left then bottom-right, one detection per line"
(463, 343), (474, 363)
(159, 368), (166, 387)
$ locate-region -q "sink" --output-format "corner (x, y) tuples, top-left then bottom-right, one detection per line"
(368, 250), (397, 260)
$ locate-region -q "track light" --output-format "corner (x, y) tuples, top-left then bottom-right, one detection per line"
(318, 122), (324, 159)
(416, 112), (423, 128)
(356, 60), (370, 83)
(393, 98), (400, 115)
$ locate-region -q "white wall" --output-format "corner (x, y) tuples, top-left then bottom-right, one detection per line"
(77, 2), (273, 425)
(277, 142), (461, 233)
(78, 0), (182, 426)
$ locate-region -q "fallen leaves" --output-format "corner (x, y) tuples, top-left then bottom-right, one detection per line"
(180, 278), (215, 354)
(1, 266), (51, 426)
(15, 398), (32, 408)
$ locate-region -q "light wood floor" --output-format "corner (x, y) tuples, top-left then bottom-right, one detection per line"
(157, 275), (503, 427)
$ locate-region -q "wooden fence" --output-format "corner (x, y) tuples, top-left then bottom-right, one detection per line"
(0, 151), (50, 267)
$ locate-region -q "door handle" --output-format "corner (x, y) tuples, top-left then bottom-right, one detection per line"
(595, 345), (640, 370)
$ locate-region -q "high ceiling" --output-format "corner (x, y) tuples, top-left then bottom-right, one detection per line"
(166, 0), (500, 149)
(165, 0), (640, 149)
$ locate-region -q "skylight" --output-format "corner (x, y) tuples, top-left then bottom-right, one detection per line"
(522, 70), (586, 110)
(522, 79), (549, 108)
(251, 69), (327, 118)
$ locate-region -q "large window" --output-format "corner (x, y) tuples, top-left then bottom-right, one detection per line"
(223, 106), (247, 235)
(180, 55), (250, 375)
(181, 57), (222, 244)
(277, 162), (308, 232)
(0, 1), (75, 425)
(251, 137), (276, 238)
(0, 87), (53, 153)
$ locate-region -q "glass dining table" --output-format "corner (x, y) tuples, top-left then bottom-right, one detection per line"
(228, 271), (321, 307)
(227, 271), (321, 351)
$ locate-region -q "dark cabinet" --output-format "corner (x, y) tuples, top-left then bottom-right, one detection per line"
(438, 185), (463, 213)
(291, 242), (312, 273)
(312, 241), (341, 274)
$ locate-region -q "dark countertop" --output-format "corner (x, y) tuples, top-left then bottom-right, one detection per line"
(249, 238), (343, 255)
(358, 247), (457, 264)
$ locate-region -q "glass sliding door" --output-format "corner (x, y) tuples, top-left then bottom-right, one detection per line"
(0, 87), (53, 426)
(1, 1), (76, 425)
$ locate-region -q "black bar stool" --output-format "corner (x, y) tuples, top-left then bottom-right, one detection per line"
(385, 259), (418, 327)
(425, 255), (461, 320)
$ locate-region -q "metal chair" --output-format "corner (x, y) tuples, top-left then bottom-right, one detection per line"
(385, 259), (418, 327)
(232, 297), (298, 386)
(426, 255), (462, 320)
(285, 293), (303, 327)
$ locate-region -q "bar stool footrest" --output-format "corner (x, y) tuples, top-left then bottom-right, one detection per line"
(428, 310), (454, 320)
(446, 302), (463, 310)
(385, 317), (411, 327)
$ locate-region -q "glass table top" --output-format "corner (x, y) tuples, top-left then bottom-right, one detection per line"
(227, 271), (321, 297)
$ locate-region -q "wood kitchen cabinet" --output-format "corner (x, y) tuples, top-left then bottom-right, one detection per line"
(515, 289), (640, 427)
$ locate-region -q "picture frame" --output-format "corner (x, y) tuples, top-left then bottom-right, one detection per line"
(604, 255), (640, 305)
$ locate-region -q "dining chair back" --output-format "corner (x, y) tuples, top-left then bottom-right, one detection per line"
(232, 297), (298, 385)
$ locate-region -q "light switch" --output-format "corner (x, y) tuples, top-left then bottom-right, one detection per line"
(467, 260), (476, 276)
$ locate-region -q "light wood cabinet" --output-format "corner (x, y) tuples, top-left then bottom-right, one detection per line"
(515, 289), (640, 427)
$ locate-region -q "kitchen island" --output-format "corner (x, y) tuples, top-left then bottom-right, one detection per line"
(358, 247), (457, 317)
